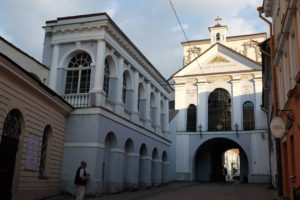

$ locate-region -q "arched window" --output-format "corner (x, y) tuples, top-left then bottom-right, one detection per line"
(216, 33), (221, 41)
(103, 59), (110, 98)
(39, 125), (51, 177)
(187, 104), (196, 132)
(243, 101), (254, 130)
(122, 74), (127, 104)
(65, 53), (92, 94)
(208, 88), (231, 131)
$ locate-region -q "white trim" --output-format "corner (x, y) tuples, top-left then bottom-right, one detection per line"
(110, 148), (125, 153)
(152, 159), (162, 163)
(127, 153), (140, 157)
(71, 107), (171, 145)
(64, 142), (105, 149)
(140, 156), (152, 160)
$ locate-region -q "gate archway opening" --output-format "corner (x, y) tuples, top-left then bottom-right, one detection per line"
(194, 138), (248, 183)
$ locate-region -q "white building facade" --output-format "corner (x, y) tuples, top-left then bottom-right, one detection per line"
(42, 13), (173, 195)
(171, 21), (271, 183)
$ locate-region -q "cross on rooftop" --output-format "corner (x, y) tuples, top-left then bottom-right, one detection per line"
(215, 16), (221, 25)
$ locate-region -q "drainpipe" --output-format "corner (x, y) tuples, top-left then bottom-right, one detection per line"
(257, 7), (278, 117)
(257, 7), (283, 196)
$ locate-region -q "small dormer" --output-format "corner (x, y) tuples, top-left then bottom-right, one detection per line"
(208, 16), (228, 45)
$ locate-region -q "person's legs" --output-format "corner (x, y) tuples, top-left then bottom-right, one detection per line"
(76, 185), (85, 200)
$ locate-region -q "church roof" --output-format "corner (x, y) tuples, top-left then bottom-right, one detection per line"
(181, 32), (266, 46)
(171, 42), (261, 78)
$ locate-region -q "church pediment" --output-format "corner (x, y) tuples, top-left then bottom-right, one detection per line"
(208, 56), (230, 64)
(173, 43), (261, 77)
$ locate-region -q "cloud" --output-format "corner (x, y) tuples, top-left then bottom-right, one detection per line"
(0, 0), (267, 79)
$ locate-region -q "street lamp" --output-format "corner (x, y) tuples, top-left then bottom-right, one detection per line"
(235, 123), (239, 138)
(199, 124), (203, 138)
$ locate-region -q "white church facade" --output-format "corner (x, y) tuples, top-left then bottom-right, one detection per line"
(42, 13), (173, 195)
(170, 19), (270, 183)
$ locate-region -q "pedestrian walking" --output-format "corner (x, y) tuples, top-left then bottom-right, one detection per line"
(222, 166), (227, 184)
(74, 161), (90, 200)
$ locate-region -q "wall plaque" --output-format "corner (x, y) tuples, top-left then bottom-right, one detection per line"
(25, 134), (40, 171)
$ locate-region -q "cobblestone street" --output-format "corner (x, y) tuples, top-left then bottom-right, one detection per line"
(47, 182), (282, 200)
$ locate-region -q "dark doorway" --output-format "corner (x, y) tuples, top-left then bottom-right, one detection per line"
(0, 109), (22, 200)
(194, 138), (248, 183)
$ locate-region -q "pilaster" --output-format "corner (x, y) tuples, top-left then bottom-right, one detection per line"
(197, 82), (209, 131)
(254, 78), (265, 129)
(90, 40), (106, 107)
(155, 91), (162, 134)
(114, 57), (125, 115)
(49, 44), (60, 91)
(151, 159), (162, 186)
(145, 82), (152, 129)
(231, 79), (242, 130)
(130, 70), (140, 123)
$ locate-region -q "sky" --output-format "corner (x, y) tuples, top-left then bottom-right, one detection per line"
(0, 0), (268, 79)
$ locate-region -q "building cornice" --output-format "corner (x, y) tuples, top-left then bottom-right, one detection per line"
(44, 13), (173, 95)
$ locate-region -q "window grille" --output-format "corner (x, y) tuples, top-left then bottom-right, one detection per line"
(208, 88), (231, 131)
(39, 126), (50, 177)
(2, 110), (21, 139)
(65, 53), (91, 94)
(122, 74), (127, 104)
(103, 59), (110, 98)
(243, 101), (255, 130)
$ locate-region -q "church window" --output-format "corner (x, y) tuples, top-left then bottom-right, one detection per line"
(122, 73), (127, 104)
(208, 88), (231, 131)
(243, 101), (255, 130)
(39, 125), (51, 178)
(103, 59), (110, 98)
(65, 53), (91, 94)
(216, 33), (221, 41)
(187, 104), (196, 132)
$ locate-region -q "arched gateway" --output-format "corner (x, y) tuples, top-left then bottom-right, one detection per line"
(193, 138), (249, 182)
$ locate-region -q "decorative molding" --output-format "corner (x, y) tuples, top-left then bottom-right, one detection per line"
(208, 56), (230, 64)
(64, 142), (105, 149)
(110, 148), (125, 153)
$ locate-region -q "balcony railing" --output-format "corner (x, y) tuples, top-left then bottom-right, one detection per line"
(61, 93), (90, 107)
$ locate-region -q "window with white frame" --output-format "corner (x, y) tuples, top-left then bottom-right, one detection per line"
(103, 59), (110, 98)
(65, 53), (91, 94)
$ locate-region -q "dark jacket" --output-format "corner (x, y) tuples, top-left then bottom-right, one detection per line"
(74, 166), (87, 185)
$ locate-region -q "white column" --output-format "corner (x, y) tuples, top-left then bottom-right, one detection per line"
(231, 80), (242, 130)
(145, 82), (152, 129)
(197, 82), (209, 131)
(155, 91), (161, 134)
(49, 44), (60, 91)
(162, 161), (170, 184)
(254, 78), (265, 129)
(151, 159), (162, 186)
(164, 99), (170, 137)
(90, 40), (106, 106)
(131, 70), (140, 123)
(175, 85), (186, 131)
(139, 156), (152, 188)
(114, 57), (124, 115)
